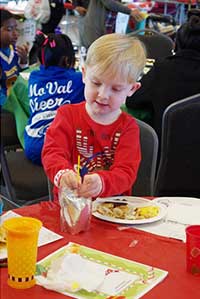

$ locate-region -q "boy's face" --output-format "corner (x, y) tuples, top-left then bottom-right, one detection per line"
(82, 65), (140, 122)
(0, 18), (19, 48)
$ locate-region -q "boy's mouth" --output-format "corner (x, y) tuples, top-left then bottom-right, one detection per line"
(11, 39), (17, 44)
(95, 100), (109, 107)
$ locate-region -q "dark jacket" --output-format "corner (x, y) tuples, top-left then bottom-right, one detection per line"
(41, 0), (65, 34)
(126, 49), (200, 140)
(72, 0), (90, 9)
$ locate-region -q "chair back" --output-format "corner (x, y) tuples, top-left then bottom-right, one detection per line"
(1, 110), (21, 150)
(128, 28), (174, 60)
(1, 111), (52, 207)
(132, 119), (158, 196)
(154, 93), (200, 197)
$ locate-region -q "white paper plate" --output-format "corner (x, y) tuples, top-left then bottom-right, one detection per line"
(152, 197), (200, 225)
(92, 196), (167, 224)
(153, 197), (200, 207)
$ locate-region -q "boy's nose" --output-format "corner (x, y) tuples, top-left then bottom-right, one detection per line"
(12, 28), (19, 37)
(98, 85), (109, 99)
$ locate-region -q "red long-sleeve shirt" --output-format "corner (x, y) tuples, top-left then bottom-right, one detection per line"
(42, 102), (141, 199)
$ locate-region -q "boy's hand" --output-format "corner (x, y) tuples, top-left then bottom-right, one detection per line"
(16, 42), (29, 64)
(60, 170), (81, 191)
(78, 173), (102, 198)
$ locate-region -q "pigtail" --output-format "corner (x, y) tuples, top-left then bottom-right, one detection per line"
(30, 32), (76, 68)
(61, 34), (76, 67)
(29, 31), (47, 65)
(35, 31), (48, 65)
(41, 33), (57, 67)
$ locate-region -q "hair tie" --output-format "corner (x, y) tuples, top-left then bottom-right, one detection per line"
(36, 30), (44, 35)
(41, 37), (56, 65)
(41, 38), (48, 65)
(49, 40), (56, 48)
(43, 38), (49, 47)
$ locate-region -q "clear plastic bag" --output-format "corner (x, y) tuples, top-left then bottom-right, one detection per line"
(58, 187), (92, 235)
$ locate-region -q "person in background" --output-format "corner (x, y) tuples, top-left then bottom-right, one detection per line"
(126, 15), (200, 142)
(0, 9), (29, 105)
(42, 33), (146, 200)
(187, 8), (200, 20)
(28, 0), (66, 65)
(24, 32), (85, 165)
(72, 0), (89, 16)
(77, 0), (145, 49)
(0, 67), (7, 105)
(41, 0), (65, 34)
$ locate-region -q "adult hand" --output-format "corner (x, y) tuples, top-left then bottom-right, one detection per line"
(130, 9), (145, 23)
(75, 6), (87, 16)
(78, 173), (102, 198)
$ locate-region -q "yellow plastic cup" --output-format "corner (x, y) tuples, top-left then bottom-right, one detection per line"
(3, 216), (42, 289)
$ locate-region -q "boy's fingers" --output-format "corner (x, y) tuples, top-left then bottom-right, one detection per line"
(59, 170), (78, 190)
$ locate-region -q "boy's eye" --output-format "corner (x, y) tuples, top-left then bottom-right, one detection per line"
(112, 87), (123, 92)
(4, 26), (19, 32)
(92, 80), (101, 86)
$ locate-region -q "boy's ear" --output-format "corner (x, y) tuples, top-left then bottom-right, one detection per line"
(81, 66), (86, 83)
(127, 82), (141, 97)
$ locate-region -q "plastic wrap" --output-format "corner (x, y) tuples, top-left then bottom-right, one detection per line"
(59, 188), (92, 235)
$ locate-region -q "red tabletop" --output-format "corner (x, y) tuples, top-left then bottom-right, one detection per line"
(1, 201), (200, 299)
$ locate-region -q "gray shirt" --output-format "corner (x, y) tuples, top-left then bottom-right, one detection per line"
(79, 0), (131, 48)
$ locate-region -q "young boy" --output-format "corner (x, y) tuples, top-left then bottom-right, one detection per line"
(42, 33), (146, 200)
(0, 9), (29, 104)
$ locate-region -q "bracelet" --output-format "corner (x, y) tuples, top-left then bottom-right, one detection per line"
(54, 169), (70, 187)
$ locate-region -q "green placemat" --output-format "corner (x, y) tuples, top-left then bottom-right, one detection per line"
(36, 242), (168, 299)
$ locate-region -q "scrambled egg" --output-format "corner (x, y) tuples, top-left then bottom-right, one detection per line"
(136, 206), (159, 218)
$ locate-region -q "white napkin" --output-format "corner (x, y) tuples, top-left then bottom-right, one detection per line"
(36, 253), (138, 295)
(167, 203), (200, 225)
(36, 253), (106, 293)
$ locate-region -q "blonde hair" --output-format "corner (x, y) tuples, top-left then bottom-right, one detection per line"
(85, 33), (146, 83)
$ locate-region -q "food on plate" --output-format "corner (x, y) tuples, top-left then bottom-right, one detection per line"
(95, 202), (160, 220)
(136, 206), (160, 218)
